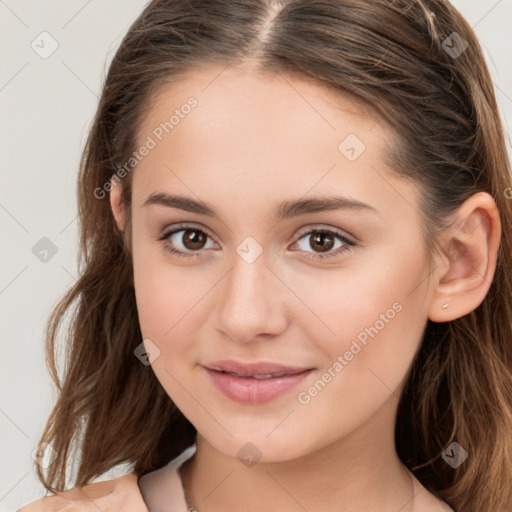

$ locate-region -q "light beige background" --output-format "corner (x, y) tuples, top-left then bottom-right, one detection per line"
(1, 1), (511, 510)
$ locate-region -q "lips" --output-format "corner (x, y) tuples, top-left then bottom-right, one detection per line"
(204, 360), (314, 404)
(205, 360), (311, 377)
(221, 371), (299, 380)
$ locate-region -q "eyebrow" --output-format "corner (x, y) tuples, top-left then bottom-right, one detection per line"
(142, 192), (380, 220)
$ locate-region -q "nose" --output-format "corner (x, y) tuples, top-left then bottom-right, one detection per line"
(214, 250), (288, 344)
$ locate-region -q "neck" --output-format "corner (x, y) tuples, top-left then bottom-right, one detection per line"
(180, 396), (415, 512)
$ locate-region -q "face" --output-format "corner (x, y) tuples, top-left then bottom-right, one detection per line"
(122, 64), (435, 462)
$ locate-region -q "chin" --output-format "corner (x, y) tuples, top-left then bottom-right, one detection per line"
(199, 425), (323, 464)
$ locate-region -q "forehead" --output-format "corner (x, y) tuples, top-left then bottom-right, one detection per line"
(131, 64), (415, 222)
(138, 63), (382, 146)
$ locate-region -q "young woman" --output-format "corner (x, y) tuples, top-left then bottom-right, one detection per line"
(17, 1), (512, 511)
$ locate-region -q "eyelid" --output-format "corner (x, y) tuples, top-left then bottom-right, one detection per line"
(159, 222), (215, 241)
(294, 224), (356, 244)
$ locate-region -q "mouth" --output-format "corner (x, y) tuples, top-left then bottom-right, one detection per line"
(216, 370), (305, 379)
(203, 360), (314, 404)
(205, 360), (312, 376)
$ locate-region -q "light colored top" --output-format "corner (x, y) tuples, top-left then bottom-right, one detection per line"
(138, 444), (197, 512)
(17, 444), (197, 512)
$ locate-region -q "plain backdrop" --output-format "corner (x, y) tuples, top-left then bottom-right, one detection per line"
(1, 1), (511, 510)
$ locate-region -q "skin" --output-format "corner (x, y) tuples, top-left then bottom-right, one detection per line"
(110, 63), (501, 512)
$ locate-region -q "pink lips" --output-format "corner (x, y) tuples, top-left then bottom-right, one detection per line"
(204, 360), (314, 404)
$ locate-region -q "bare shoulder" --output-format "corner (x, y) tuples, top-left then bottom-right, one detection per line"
(17, 472), (148, 512)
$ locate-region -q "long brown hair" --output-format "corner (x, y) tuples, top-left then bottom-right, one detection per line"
(34, 1), (512, 510)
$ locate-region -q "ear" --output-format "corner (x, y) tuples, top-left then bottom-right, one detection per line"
(428, 191), (501, 322)
(109, 177), (126, 232)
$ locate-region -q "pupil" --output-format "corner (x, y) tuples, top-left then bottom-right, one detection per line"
(312, 232), (333, 252)
(184, 230), (205, 250)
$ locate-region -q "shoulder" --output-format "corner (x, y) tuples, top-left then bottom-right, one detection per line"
(17, 472), (149, 512)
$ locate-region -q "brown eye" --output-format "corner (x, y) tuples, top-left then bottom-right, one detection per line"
(294, 228), (355, 261)
(309, 232), (335, 253)
(159, 224), (216, 259)
(181, 229), (207, 250)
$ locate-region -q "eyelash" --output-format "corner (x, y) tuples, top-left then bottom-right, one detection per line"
(158, 223), (356, 261)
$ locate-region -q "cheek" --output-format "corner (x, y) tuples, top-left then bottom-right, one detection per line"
(292, 240), (428, 373)
(131, 235), (218, 374)
(133, 255), (207, 340)
(288, 248), (428, 439)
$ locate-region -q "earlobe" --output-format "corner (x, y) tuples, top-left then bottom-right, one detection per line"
(109, 177), (126, 233)
(428, 192), (501, 323)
